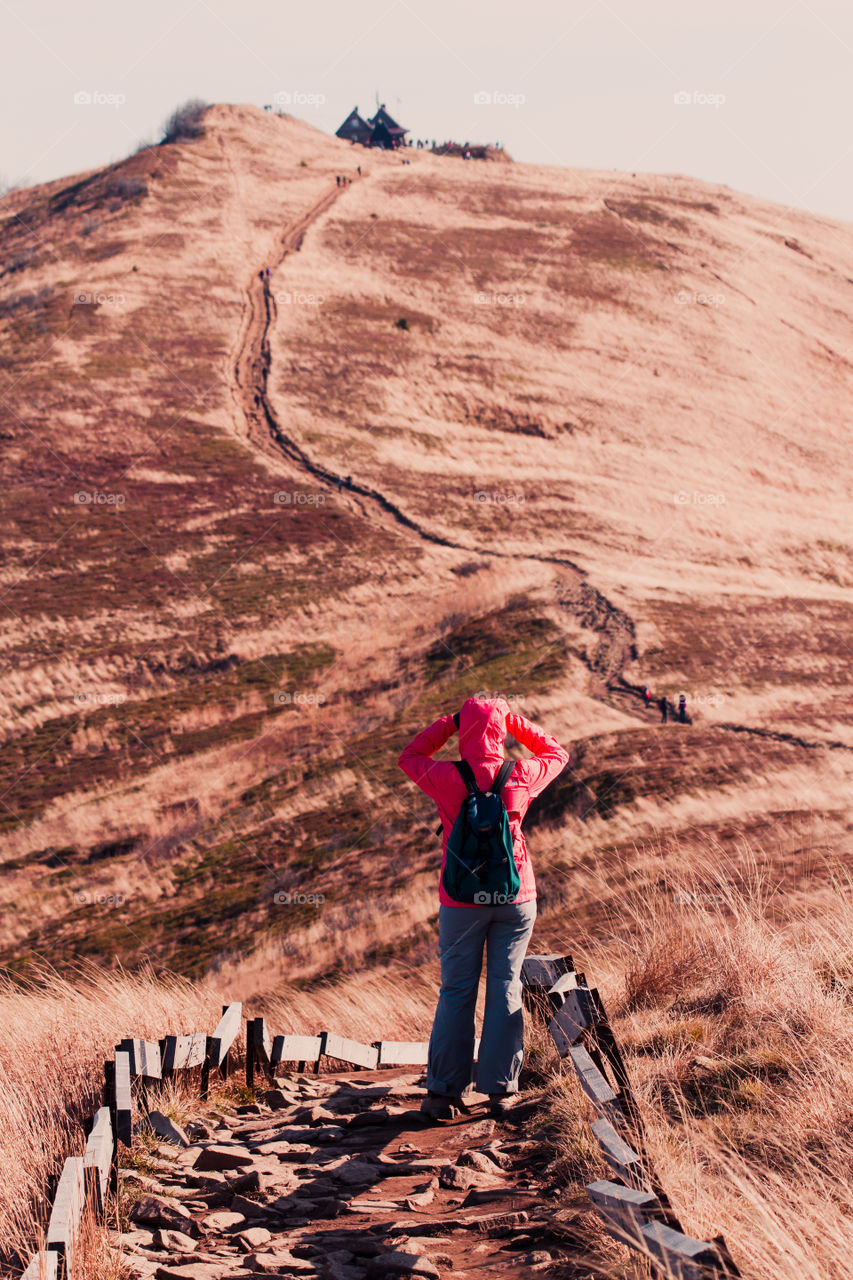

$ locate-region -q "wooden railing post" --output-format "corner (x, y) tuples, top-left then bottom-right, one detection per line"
(246, 1017), (256, 1088)
(220, 1005), (230, 1083)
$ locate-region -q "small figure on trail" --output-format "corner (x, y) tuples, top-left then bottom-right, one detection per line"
(265, 266), (271, 279)
(336, 175), (341, 187)
(678, 693), (687, 723)
(346, 475), (353, 489)
(258, 269), (264, 280)
(399, 695), (569, 1122)
(643, 687), (652, 708)
(659, 696), (668, 723)
(357, 165), (361, 176)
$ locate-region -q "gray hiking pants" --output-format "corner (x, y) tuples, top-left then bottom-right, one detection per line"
(426, 899), (537, 1097)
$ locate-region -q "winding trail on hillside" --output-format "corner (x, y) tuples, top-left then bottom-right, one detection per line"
(229, 184), (638, 661)
(228, 182), (852, 757)
(233, 183), (522, 552)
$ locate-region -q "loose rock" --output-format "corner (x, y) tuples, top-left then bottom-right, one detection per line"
(202, 1209), (245, 1231)
(438, 1164), (500, 1191)
(152, 1228), (197, 1253)
(457, 1150), (505, 1175)
(238, 1225), (273, 1251)
(245, 1249), (318, 1274)
(131, 1195), (196, 1234)
(366, 1251), (440, 1278)
(193, 1144), (254, 1172)
(148, 1111), (190, 1147)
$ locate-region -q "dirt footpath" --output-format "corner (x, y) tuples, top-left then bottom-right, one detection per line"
(118, 1068), (601, 1279)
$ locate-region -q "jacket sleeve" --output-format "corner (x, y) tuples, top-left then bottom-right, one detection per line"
(506, 711), (569, 799)
(398, 714), (457, 800)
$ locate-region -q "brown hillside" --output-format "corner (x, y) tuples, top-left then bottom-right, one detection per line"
(0, 103), (851, 990)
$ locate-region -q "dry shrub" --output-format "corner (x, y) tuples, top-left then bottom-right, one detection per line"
(160, 99), (207, 145)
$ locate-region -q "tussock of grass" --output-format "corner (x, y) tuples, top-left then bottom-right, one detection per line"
(0, 963), (219, 1271)
(545, 856), (853, 1278)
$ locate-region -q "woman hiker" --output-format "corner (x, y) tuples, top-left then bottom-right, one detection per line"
(398, 694), (569, 1119)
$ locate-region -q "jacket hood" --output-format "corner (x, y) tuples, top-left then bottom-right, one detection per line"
(458, 695), (509, 762)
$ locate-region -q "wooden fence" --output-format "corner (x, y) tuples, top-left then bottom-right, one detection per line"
(20, 1001), (447, 1278)
(20, 1002), (243, 1279)
(521, 954), (743, 1280)
(22, 962), (743, 1280)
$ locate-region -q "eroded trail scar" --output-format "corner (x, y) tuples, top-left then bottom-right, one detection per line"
(235, 183), (343, 449)
(231, 181), (579, 556)
(124, 1068), (576, 1278)
(230, 181), (848, 754)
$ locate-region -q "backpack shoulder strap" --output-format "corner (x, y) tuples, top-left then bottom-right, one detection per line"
(454, 759), (479, 793)
(492, 759), (516, 796)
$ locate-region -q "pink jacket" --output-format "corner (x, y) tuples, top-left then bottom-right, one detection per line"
(398, 696), (569, 906)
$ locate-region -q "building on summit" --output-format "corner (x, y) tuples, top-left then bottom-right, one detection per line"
(335, 105), (408, 149)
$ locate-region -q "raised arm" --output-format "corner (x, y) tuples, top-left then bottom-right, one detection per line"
(506, 711), (569, 798)
(398, 713), (458, 799)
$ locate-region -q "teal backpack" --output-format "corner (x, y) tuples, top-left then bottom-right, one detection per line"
(441, 759), (521, 905)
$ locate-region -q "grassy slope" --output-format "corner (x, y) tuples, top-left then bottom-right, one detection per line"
(0, 105), (850, 996)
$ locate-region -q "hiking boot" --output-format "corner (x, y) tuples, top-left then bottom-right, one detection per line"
(420, 1091), (465, 1121)
(488, 1092), (517, 1119)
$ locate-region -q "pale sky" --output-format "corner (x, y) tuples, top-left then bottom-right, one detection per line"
(2, 0), (852, 222)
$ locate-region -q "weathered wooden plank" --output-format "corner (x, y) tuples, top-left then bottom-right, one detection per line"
(270, 1033), (324, 1065)
(376, 1040), (429, 1066)
(548, 986), (599, 1052)
(21, 1251), (59, 1280)
(207, 1002), (242, 1069)
(590, 1118), (646, 1190)
(587, 1179), (662, 1249)
(162, 1031), (207, 1071)
(118, 1037), (162, 1079)
(114, 1050), (133, 1147)
(639, 1221), (729, 1278)
(547, 970), (579, 998)
(84, 1106), (114, 1213)
(323, 1032), (379, 1070)
(521, 954), (574, 990)
(46, 1156), (85, 1270)
(567, 1044), (625, 1125)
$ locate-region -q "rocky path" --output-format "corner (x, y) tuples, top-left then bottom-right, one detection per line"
(119, 1068), (596, 1280)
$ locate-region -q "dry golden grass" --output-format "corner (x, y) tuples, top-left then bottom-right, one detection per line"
(541, 847), (853, 1278)
(0, 965), (218, 1272)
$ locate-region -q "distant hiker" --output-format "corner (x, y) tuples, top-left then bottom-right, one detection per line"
(258, 270), (264, 281)
(357, 165), (361, 176)
(643, 687), (652, 708)
(678, 693), (687, 723)
(336, 175), (341, 187)
(265, 266), (271, 279)
(346, 475), (352, 489)
(659, 696), (668, 723)
(399, 695), (569, 1121)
